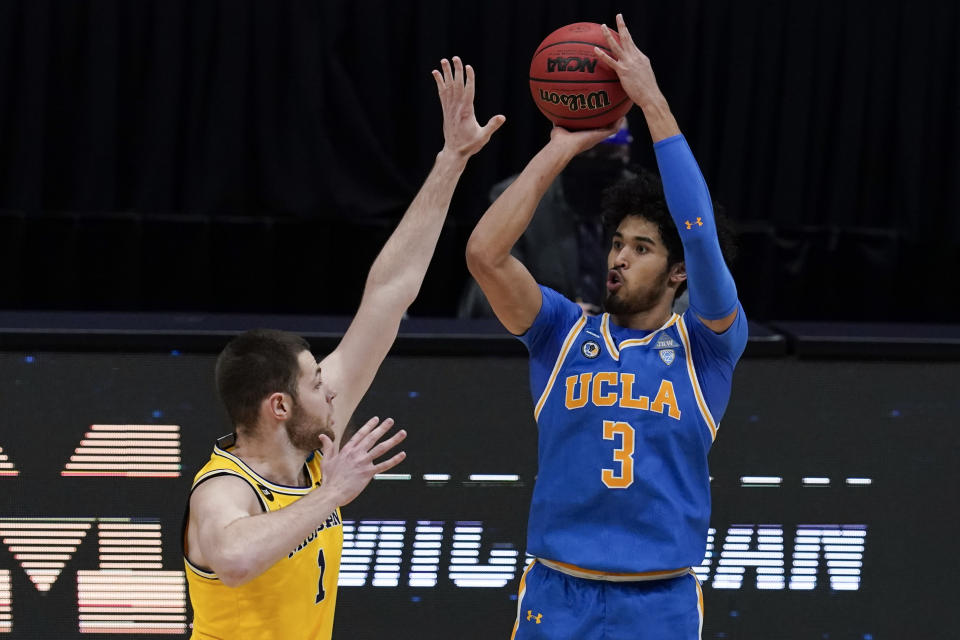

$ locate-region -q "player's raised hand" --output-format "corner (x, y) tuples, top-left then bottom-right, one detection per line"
(547, 118), (624, 157)
(594, 14), (663, 110)
(316, 416), (407, 507)
(433, 57), (506, 158)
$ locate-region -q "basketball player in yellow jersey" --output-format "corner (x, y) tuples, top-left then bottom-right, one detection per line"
(183, 57), (505, 640)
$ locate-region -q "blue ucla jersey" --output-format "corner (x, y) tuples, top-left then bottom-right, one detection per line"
(519, 285), (747, 573)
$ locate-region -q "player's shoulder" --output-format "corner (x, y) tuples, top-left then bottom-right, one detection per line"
(680, 303), (748, 364)
(536, 285), (584, 327)
(189, 471), (265, 518)
(518, 285), (586, 352)
(190, 439), (265, 509)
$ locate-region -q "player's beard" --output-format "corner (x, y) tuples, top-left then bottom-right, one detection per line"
(285, 401), (334, 453)
(603, 266), (671, 316)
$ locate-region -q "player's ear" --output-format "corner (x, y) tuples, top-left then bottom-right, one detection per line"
(265, 392), (289, 421)
(669, 261), (687, 285)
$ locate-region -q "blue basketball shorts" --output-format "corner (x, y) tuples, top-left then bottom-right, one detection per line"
(510, 560), (704, 640)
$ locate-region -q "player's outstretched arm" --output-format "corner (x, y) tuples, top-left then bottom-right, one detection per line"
(596, 14), (739, 334)
(321, 58), (505, 437)
(466, 123), (619, 335)
(187, 417), (406, 587)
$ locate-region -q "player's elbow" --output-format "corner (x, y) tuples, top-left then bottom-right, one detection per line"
(363, 277), (417, 313)
(210, 549), (259, 588)
(217, 570), (248, 589)
(363, 257), (420, 309)
(465, 234), (499, 277)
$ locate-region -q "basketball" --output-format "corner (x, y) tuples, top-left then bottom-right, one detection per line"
(529, 22), (632, 130)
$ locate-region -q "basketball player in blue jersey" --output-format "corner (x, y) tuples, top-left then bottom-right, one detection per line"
(183, 58), (505, 640)
(467, 15), (747, 640)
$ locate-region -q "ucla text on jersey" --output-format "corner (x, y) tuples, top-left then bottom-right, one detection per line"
(519, 286), (746, 574)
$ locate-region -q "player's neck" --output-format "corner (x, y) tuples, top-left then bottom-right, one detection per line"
(611, 298), (675, 332)
(230, 426), (310, 487)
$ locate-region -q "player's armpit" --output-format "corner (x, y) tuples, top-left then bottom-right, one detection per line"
(465, 252), (542, 336)
(186, 475), (264, 586)
(696, 306), (739, 334)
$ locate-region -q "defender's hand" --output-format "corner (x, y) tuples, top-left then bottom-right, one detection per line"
(317, 416), (407, 507)
(433, 57), (506, 158)
(595, 14), (664, 110)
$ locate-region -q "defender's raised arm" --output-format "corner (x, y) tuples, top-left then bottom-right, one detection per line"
(321, 58), (505, 435)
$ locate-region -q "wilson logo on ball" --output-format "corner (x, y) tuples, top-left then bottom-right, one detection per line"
(529, 21), (633, 129)
(537, 89), (610, 112)
(546, 57), (598, 73)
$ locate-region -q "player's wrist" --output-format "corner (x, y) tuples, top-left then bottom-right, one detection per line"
(638, 96), (680, 143)
(436, 147), (472, 169)
(543, 137), (581, 164)
(638, 94), (672, 119)
(310, 479), (348, 510)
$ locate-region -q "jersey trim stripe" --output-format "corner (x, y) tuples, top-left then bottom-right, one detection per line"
(600, 314), (620, 360)
(690, 569), (704, 639)
(533, 314), (587, 422)
(539, 558), (689, 582)
(192, 467), (234, 490)
(184, 469), (269, 580)
(676, 315), (718, 442)
(191, 469), (270, 513)
(185, 556), (218, 580)
(510, 560), (537, 640)
(212, 447), (317, 494)
(617, 313), (680, 350)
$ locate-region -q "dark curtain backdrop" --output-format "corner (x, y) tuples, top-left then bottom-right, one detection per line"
(0, 0), (957, 319)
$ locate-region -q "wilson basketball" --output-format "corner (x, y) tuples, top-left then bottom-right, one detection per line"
(529, 22), (632, 130)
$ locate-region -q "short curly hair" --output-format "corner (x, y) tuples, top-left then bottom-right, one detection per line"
(600, 167), (737, 298)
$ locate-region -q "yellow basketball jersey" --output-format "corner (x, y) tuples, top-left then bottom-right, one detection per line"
(184, 437), (343, 640)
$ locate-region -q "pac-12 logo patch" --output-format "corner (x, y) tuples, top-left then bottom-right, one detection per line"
(659, 349), (676, 366)
(581, 340), (601, 359)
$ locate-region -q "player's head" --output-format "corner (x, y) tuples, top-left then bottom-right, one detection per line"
(215, 329), (336, 452)
(600, 168), (735, 316)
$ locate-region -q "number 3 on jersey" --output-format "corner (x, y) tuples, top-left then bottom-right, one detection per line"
(602, 420), (635, 489)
